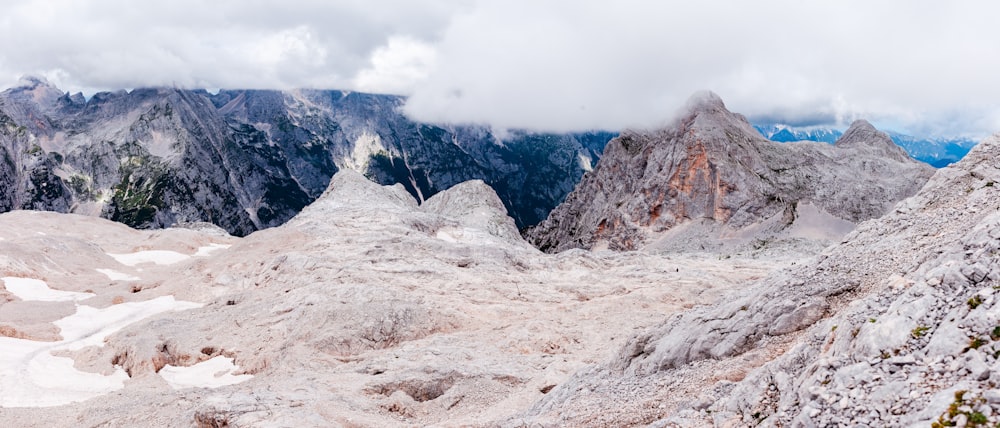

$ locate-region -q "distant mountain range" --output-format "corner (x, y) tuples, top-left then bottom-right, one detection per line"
(0, 76), (981, 237)
(754, 124), (978, 168)
(0, 77), (613, 235)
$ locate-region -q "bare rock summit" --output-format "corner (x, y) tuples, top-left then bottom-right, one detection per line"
(526, 92), (935, 253)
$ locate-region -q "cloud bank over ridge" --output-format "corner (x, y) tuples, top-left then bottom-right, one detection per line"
(1, 0), (998, 137)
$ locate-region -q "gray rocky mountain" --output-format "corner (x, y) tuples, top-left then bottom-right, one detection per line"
(0, 77), (614, 235)
(527, 91), (935, 253)
(515, 133), (1000, 426)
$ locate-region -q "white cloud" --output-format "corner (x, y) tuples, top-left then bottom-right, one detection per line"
(353, 36), (437, 95)
(0, 0), (459, 91)
(1, 0), (999, 138)
(403, 0), (1000, 137)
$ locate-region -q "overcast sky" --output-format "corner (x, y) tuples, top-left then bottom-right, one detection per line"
(1, 0), (998, 138)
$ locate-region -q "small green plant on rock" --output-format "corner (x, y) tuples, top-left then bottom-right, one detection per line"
(933, 390), (992, 428)
(912, 325), (930, 338)
(967, 336), (987, 351)
(969, 295), (984, 309)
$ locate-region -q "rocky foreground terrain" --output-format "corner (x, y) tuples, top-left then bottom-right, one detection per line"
(0, 169), (786, 427)
(518, 133), (1000, 426)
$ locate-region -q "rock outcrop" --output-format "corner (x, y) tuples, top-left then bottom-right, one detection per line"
(526, 91), (935, 253)
(0, 78), (615, 235)
(420, 179), (525, 246)
(669, 132), (1000, 427)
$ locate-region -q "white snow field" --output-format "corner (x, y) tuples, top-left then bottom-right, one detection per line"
(1, 277), (94, 302)
(193, 243), (231, 257)
(94, 269), (140, 281)
(158, 356), (253, 390)
(0, 281), (202, 407)
(107, 250), (190, 266)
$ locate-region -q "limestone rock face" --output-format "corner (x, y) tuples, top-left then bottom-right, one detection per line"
(0, 79), (614, 235)
(526, 92), (935, 253)
(0, 107), (72, 213)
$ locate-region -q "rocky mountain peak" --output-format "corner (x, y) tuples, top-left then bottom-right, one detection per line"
(421, 180), (507, 219)
(527, 92), (935, 253)
(420, 179), (524, 244)
(671, 90), (751, 132)
(837, 119), (890, 145)
(15, 75), (56, 90)
(312, 169), (417, 211)
(682, 90), (727, 114)
(10, 75), (64, 106)
(834, 119), (912, 161)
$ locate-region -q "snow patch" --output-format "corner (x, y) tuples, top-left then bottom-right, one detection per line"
(578, 151), (594, 172)
(193, 243), (231, 257)
(783, 202), (856, 241)
(159, 356), (254, 390)
(108, 250), (190, 266)
(1, 277), (94, 302)
(95, 269), (140, 281)
(344, 131), (388, 171)
(53, 296), (202, 351)
(0, 295), (202, 407)
(435, 227), (490, 245)
(145, 131), (179, 159)
(1, 346), (130, 408)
